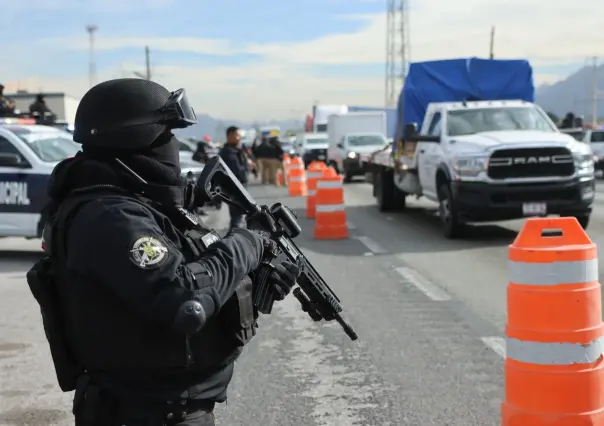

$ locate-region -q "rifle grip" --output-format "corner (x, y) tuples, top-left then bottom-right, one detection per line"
(252, 263), (276, 314)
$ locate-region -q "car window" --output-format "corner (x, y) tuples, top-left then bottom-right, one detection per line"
(0, 136), (24, 157)
(427, 113), (442, 136)
(591, 131), (604, 143)
(17, 133), (80, 162)
(346, 135), (387, 146)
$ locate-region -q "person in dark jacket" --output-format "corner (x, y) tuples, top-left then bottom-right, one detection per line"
(28, 79), (300, 426)
(0, 84), (16, 117)
(219, 126), (249, 228)
(29, 93), (56, 123)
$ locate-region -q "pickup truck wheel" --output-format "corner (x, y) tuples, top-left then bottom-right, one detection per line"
(574, 214), (590, 230)
(438, 183), (463, 239)
(343, 172), (353, 183)
(376, 169), (406, 211)
(376, 170), (391, 211)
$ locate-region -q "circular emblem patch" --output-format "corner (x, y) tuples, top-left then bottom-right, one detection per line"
(130, 236), (168, 268)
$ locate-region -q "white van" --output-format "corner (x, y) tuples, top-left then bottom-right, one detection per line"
(295, 132), (328, 166)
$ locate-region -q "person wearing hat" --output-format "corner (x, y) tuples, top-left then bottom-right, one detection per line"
(29, 93), (57, 123)
(27, 78), (300, 425)
(0, 84), (16, 116)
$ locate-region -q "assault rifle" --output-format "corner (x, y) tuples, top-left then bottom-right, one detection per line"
(191, 156), (358, 341)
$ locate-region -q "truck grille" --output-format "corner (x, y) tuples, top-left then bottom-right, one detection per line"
(487, 147), (574, 179)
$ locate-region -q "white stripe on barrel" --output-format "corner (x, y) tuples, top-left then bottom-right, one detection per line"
(316, 204), (345, 213)
(508, 259), (598, 285)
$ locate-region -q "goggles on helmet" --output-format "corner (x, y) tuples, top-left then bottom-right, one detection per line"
(88, 88), (198, 136)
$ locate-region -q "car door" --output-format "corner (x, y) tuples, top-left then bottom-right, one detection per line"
(417, 112), (442, 197)
(0, 135), (38, 237)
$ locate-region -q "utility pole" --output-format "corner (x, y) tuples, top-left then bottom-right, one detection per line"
(86, 24), (98, 88)
(592, 57), (597, 126)
(145, 46), (151, 80)
(385, 0), (410, 107)
(133, 46), (152, 80)
(489, 26), (495, 59)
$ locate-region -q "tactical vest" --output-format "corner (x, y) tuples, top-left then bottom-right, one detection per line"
(28, 187), (257, 391)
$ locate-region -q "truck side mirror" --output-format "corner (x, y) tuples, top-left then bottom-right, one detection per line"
(337, 143), (343, 149)
(403, 123), (419, 139)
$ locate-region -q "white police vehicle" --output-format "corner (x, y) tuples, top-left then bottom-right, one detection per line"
(0, 118), (80, 238)
(0, 118), (81, 238)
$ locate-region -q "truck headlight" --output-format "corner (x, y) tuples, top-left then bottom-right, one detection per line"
(347, 152), (357, 159)
(451, 154), (488, 177)
(573, 153), (594, 168)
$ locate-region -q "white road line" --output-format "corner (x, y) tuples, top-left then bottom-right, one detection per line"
(481, 337), (506, 358)
(395, 266), (451, 301)
(355, 236), (387, 254)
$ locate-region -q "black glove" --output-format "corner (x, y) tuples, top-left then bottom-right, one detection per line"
(268, 261), (300, 300)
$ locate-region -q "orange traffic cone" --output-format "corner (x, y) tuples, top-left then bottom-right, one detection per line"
(305, 162), (327, 218)
(277, 169), (285, 186)
(503, 217), (604, 426)
(287, 157), (307, 197)
(313, 172), (348, 239)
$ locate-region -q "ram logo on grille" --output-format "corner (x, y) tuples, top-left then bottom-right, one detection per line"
(490, 155), (572, 166)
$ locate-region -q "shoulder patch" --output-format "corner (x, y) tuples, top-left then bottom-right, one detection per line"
(129, 236), (169, 269)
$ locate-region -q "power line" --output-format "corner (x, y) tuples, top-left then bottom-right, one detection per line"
(385, 0), (409, 107)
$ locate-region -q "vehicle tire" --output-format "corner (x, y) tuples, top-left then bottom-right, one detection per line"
(437, 183), (463, 239)
(574, 214), (590, 230)
(376, 169), (406, 211)
(329, 161), (340, 174)
(343, 172), (353, 183)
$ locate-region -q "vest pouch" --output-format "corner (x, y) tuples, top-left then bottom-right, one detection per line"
(217, 276), (257, 348)
(232, 276), (257, 346)
(26, 258), (82, 391)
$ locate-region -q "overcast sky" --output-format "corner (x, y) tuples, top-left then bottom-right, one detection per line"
(0, 0), (599, 120)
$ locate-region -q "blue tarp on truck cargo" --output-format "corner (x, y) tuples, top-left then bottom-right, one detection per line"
(397, 57), (534, 133)
(347, 106), (397, 139)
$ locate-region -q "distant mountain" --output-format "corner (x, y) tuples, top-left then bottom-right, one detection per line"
(536, 64), (604, 120)
(173, 113), (303, 141)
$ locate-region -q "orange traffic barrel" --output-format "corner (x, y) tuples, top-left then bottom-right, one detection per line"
(305, 162), (327, 218)
(307, 160), (327, 171)
(283, 156), (291, 182)
(287, 157), (307, 197)
(503, 217), (604, 426)
(276, 169), (285, 186)
(314, 174), (348, 239)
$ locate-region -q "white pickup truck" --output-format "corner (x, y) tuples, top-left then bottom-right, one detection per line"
(371, 100), (595, 238)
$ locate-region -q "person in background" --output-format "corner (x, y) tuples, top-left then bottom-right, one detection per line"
(192, 140), (209, 163)
(219, 126), (249, 228)
(29, 93), (56, 123)
(267, 136), (284, 186)
(252, 135), (273, 184)
(0, 84), (16, 117)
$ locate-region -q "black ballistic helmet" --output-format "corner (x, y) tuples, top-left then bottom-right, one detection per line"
(73, 78), (197, 150)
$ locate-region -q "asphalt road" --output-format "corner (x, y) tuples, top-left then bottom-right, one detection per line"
(1, 179), (603, 425)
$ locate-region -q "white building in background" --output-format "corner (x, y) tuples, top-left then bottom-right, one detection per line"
(5, 91), (80, 124)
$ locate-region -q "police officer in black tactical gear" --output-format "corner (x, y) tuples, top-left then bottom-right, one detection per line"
(27, 78), (300, 426)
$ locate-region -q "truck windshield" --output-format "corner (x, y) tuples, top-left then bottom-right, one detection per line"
(18, 132), (80, 162)
(347, 135), (386, 146)
(447, 107), (556, 136)
(306, 137), (327, 145)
